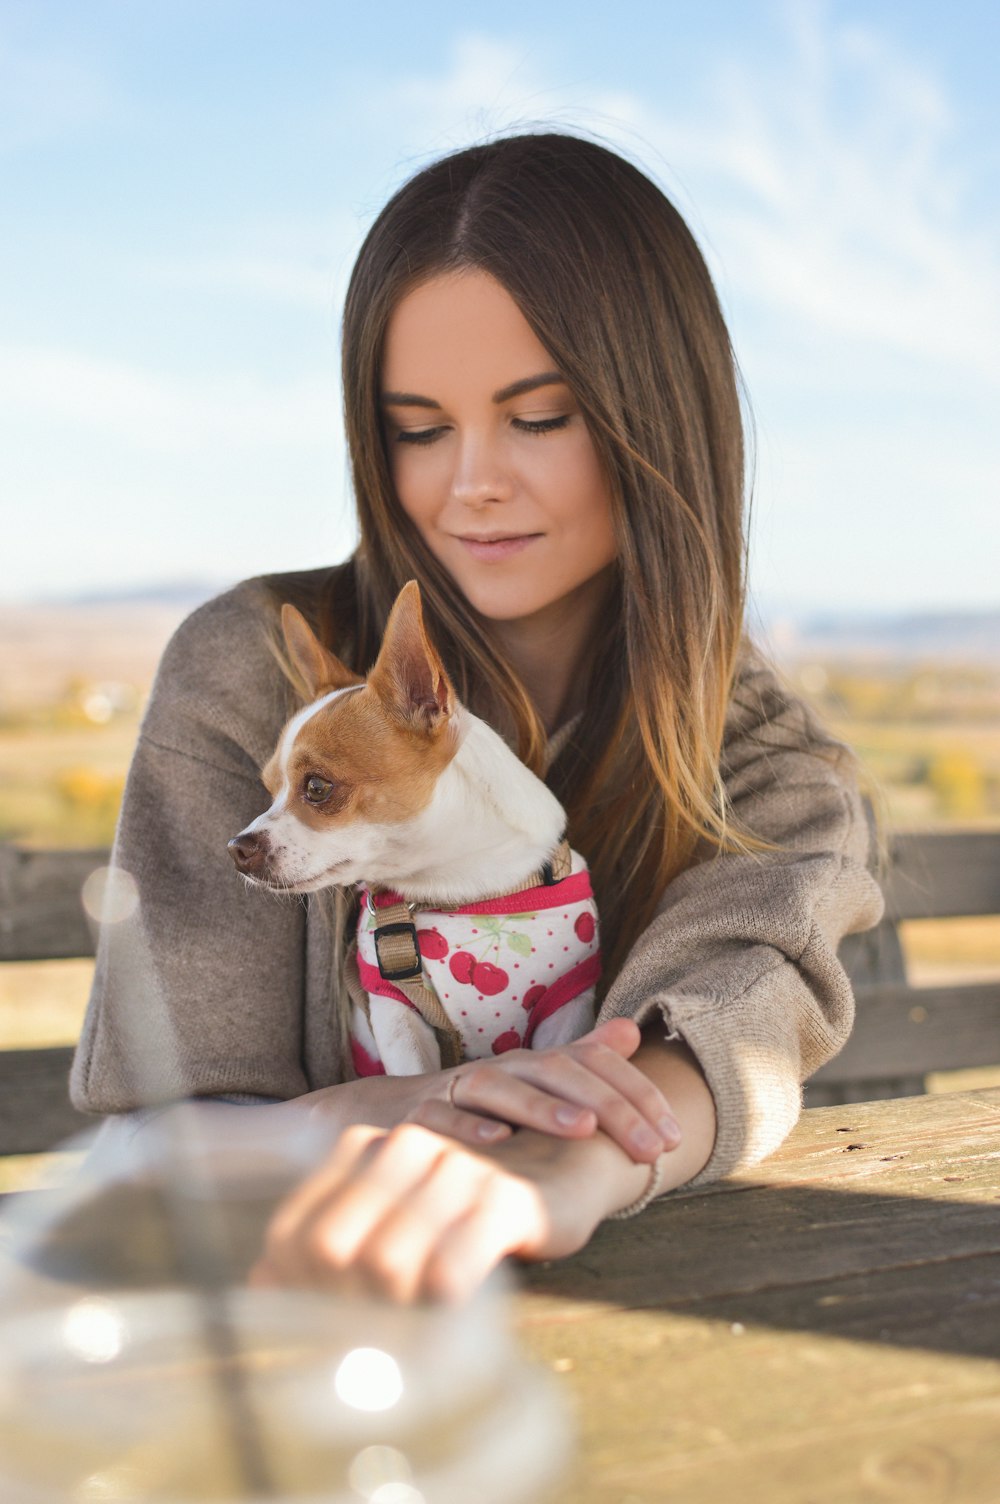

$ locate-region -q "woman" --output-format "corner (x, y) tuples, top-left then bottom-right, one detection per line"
(71, 133), (883, 1301)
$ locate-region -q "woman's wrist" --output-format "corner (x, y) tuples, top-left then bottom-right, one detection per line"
(571, 1032), (718, 1219)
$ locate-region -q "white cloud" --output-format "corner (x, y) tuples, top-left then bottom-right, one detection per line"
(141, 252), (337, 311)
(591, 9), (998, 386)
(138, 210), (364, 312)
(383, 34), (550, 144)
(0, 346), (342, 450)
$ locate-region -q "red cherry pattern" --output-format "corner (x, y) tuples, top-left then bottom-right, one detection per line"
(417, 927), (449, 960)
(492, 1029), (521, 1055)
(574, 912), (596, 944)
(449, 950), (475, 984)
(521, 983), (547, 1014)
(473, 961), (508, 996)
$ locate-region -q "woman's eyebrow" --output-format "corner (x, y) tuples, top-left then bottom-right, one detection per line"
(492, 371), (565, 403)
(381, 391), (442, 409)
(380, 371), (566, 410)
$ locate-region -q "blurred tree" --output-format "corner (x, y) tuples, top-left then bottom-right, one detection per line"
(928, 752), (987, 819)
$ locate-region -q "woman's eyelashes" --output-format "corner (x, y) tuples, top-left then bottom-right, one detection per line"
(393, 413), (572, 446)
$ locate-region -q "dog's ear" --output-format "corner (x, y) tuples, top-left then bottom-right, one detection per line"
(369, 580), (456, 735)
(280, 604), (363, 699)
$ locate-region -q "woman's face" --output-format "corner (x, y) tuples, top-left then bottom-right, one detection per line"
(381, 269), (618, 627)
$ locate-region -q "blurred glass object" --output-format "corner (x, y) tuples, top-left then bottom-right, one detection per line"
(0, 1119), (571, 1502)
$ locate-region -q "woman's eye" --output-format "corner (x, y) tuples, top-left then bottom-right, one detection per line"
(303, 775), (334, 804)
(512, 415), (571, 435)
(395, 426), (443, 446)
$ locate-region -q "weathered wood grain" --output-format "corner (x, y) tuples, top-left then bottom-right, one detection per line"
(516, 1091), (1000, 1504)
(811, 980), (1000, 1083)
(883, 830), (1000, 921)
(524, 1280), (1000, 1504)
(0, 845), (106, 962)
(0, 1046), (92, 1152)
(521, 1090), (1000, 1315)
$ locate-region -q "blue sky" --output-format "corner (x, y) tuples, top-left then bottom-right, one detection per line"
(2, 0), (997, 614)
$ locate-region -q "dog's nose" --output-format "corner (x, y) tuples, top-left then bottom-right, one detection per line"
(228, 830), (268, 875)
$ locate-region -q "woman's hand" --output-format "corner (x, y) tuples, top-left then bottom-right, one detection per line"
(300, 1018), (681, 1164)
(249, 1034), (715, 1304)
(248, 1120), (624, 1305)
(405, 1018), (681, 1164)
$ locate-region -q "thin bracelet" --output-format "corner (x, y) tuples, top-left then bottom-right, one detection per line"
(607, 1153), (667, 1221)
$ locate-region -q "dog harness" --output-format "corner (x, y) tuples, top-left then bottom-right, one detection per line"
(352, 842), (602, 1074)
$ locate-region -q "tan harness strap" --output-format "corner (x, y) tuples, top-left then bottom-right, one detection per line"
(356, 907), (465, 1068)
(392, 977), (464, 1069)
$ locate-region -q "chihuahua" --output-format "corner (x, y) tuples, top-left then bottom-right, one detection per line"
(228, 581), (600, 1077)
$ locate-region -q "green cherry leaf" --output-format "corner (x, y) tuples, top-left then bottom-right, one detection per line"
(507, 932), (532, 957)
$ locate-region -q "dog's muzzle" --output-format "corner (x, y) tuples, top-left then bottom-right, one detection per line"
(227, 829), (270, 877)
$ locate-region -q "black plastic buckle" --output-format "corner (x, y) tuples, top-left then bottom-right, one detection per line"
(373, 921), (423, 982)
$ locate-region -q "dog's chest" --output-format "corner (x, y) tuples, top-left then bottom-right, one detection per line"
(355, 879), (600, 1059)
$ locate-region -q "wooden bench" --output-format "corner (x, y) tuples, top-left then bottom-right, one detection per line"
(806, 828), (1000, 1105)
(2, 833), (999, 1155)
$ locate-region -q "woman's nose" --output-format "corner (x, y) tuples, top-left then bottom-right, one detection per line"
(449, 431), (512, 507)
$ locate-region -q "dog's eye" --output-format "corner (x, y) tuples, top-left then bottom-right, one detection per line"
(303, 775), (334, 805)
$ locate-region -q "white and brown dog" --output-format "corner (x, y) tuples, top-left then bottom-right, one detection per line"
(228, 581), (600, 1077)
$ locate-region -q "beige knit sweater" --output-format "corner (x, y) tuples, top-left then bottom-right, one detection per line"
(70, 574), (884, 1187)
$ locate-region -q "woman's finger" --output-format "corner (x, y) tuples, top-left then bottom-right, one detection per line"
(252, 1128), (539, 1303)
(419, 1169), (547, 1304)
(332, 1146), (508, 1303)
(452, 1047), (679, 1163)
(258, 1123), (444, 1285)
(405, 1095), (514, 1145)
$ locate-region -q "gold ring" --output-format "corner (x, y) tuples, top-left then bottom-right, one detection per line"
(446, 1072), (461, 1109)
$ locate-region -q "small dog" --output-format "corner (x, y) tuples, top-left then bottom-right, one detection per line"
(228, 581), (600, 1077)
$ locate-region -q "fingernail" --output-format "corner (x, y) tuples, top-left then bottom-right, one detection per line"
(632, 1123), (662, 1152)
(476, 1121), (508, 1140)
(555, 1105), (586, 1126)
(658, 1114), (682, 1143)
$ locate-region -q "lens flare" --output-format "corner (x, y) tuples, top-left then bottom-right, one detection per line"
(62, 1298), (126, 1364)
(334, 1347), (404, 1413)
(348, 1444), (423, 1502)
(81, 866), (139, 925)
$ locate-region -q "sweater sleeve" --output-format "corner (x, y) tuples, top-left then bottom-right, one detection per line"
(596, 643), (885, 1185)
(70, 579), (314, 1113)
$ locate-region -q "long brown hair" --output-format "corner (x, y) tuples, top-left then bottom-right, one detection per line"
(279, 132), (752, 992)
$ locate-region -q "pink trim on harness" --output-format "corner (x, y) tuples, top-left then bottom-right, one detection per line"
(522, 953), (603, 1045)
(367, 867), (594, 915)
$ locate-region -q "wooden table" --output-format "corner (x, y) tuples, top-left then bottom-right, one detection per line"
(516, 1088), (1000, 1504)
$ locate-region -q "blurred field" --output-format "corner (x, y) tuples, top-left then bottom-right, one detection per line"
(1, 605), (999, 1190)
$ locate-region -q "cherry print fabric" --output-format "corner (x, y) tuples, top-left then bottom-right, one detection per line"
(352, 862), (602, 1073)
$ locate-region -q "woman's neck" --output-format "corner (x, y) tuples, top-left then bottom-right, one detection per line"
(490, 566), (615, 736)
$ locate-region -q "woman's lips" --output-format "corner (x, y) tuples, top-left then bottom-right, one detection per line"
(456, 534), (541, 561)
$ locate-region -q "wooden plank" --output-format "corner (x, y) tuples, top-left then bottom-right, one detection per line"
(0, 845), (107, 961)
(810, 981), (1000, 1083)
(883, 830), (1000, 921)
(516, 1092), (1000, 1503)
(701, 1086), (1000, 1189)
(0, 1047), (93, 1153)
(803, 1075), (926, 1107)
(520, 1090), (1000, 1314)
(520, 1263), (1000, 1504)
